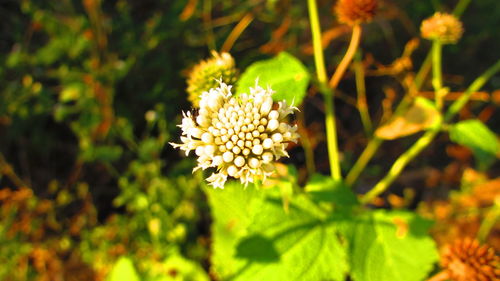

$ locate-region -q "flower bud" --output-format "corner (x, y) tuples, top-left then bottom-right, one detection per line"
(335, 0), (378, 26)
(186, 51), (238, 107)
(420, 12), (463, 44)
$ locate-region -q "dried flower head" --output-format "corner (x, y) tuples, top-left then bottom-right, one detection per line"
(441, 237), (500, 281)
(171, 81), (299, 188)
(335, 0), (377, 25)
(186, 51), (238, 107)
(420, 12), (464, 44)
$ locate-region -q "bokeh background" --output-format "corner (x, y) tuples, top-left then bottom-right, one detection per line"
(1, 0), (499, 280)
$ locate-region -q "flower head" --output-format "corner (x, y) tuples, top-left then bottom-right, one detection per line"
(171, 81), (299, 189)
(421, 12), (463, 44)
(441, 238), (499, 281)
(335, 0), (378, 26)
(186, 51), (238, 107)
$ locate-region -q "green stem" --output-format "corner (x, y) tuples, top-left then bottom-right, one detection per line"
(345, 94), (413, 187)
(453, 0), (472, 17)
(307, 0), (341, 180)
(360, 58), (500, 204)
(360, 128), (440, 204)
(432, 40), (444, 109)
(477, 199), (500, 243)
(414, 0), (472, 93)
(345, 137), (382, 186)
(297, 109), (316, 177)
(445, 58), (500, 122)
(346, 0), (473, 190)
(354, 51), (373, 135)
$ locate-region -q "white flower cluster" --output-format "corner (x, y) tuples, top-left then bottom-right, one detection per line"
(171, 81), (299, 188)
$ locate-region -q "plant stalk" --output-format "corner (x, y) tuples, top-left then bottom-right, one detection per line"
(432, 40), (444, 109)
(307, 0), (341, 180)
(346, 0), (474, 190)
(478, 199), (500, 243)
(354, 51), (373, 135)
(329, 24), (362, 89)
(220, 12), (254, 53)
(345, 137), (382, 186)
(0, 153), (29, 188)
(361, 58), (500, 204)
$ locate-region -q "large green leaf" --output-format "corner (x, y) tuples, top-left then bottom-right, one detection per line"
(205, 182), (265, 278)
(449, 119), (499, 170)
(348, 211), (438, 281)
(206, 181), (348, 281)
(236, 52), (310, 106)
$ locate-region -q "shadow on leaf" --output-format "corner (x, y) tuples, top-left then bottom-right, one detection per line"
(235, 235), (280, 263)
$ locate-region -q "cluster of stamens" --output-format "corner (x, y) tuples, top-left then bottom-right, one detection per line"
(171, 81), (299, 188)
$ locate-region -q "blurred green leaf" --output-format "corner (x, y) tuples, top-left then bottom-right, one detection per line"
(348, 211), (438, 281)
(236, 52), (310, 106)
(60, 84), (84, 102)
(151, 251), (210, 281)
(206, 182), (348, 281)
(305, 174), (358, 208)
(107, 256), (140, 281)
(449, 119), (499, 170)
(81, 145), (123, 162)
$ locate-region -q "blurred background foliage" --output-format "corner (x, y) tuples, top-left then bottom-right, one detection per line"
(0, 0), (499, 280)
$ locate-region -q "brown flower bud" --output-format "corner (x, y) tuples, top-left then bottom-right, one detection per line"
(421, 12), (463, 44)
(441, 238), (500, 281)
(334, 0), (378, 26)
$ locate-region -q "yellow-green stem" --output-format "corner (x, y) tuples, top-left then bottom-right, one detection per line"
(432, 40), (444, 109)
(361, 58), (500, 204)
(354, 51), (373, 135)
(360, 128), (440, 204)
(445, 58), (500, 121)
(477, 199), (500, 243)
(453, 0), (472, 17)
(345, 94), (413, 187)
(345, 137), (382, 186)
(346, 0), (473, 190)
(202, 0), (216, 50)
(307, 0), (341, 180)
(297, 109), (316, 177)
(414, 0), (471, 90)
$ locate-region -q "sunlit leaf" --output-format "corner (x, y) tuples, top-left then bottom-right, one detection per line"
(376, 97), (441, 140)
(206, 182), (348, 281)
(347, 211), (438, 281)
(449, 119), (499, 170)
(156, 251), (210, 281)
(106, 256), (140, 281)
(305, 174), (358, 209)
(236, 52), (310, 106)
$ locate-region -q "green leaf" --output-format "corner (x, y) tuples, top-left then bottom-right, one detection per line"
(81, 145), (123, 162)
(154, 251), (210, 281)
(449, 119), (499, 170)
(206, 182), (348, 281)
(107, 256), (140, 281)
(204, 182), (266, 278)
(236, 52), (310, 106)
(305, 174), (358, 208)
(348, 210), (438, 281)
